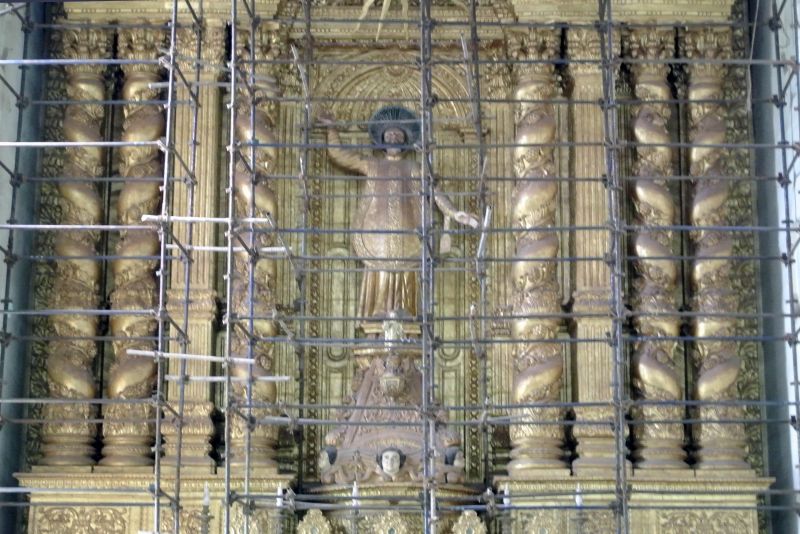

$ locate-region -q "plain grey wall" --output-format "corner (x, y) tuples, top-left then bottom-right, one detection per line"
(0, 3), (44, 532)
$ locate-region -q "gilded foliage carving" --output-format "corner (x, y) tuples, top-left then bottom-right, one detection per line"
(659, 510), (751, 533)
(230, 508), (274, 534)
(724, 12), (764, 477)
(297, 509), (333, 534)
(451, 510), (487, 534)
(159, 508), (206, 533)
(516, 509), (561, 534)
(28, 32), (69, 466)
(37, 507), (126, 534)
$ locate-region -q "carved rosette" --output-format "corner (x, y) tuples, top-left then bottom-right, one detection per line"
(627, 29), (687, 469)
(41, 27), (109, 466)
(506, 29), (566, 475)
(101, 26), (165, 466)
(686, 29), (747, 469)
(227, 28), (284, 468)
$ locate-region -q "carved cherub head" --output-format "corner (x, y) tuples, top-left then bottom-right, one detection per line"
(318, 446), (337, 472)
(376, 447), (405, 477)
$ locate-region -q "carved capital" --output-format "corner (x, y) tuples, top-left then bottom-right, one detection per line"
(233, 27), (285, 137)
(509, 28), (560, 83)
(57, 25), (111, 74)
(627, 28), (673, 81)
(174, 23), (227, 76)
(117, 25), (165, 72)
(684, 28), (730, 82)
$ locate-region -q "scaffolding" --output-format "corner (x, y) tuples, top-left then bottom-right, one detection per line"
(0, 0), (797, 533)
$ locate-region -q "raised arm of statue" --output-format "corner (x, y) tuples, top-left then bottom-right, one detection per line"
(318, 110), (370, 175)
(433, 189), (480, 228)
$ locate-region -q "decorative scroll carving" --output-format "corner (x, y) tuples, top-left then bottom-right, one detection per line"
(159, 508), (206, 533)
(726, 14), (765, 473)
(101, 26), (165, 466)
(658, 509), (751, 533)
(230, 507), (274, 534)
(685, 28), (748, 470)
(227, 27), (284, 468)
(516, 509), (562, 533)
(627, 29), (687, 469)
(37, 507), (127, 534)
(506, 29), (565, 476)
(41, 27), (109, 467)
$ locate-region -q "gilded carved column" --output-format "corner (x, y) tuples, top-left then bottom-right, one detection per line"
(685, 29), (748, 470)
(567, 28), (624, 471)
(628, 29), (688, 469)
(41, 28), (110, 467)
(162, 23), (227, 469)
(101, 27), (165, 466)
(227, 28), (284, 468)
(507, 29), (567, 475)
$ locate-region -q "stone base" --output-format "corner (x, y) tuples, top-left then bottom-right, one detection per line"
(16, 470), (294, 534)
(495, 471), (773, 534)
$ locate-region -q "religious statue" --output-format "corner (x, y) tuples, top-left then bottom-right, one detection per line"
(315, 107), (470, 486)
(318, 106), (479, 324)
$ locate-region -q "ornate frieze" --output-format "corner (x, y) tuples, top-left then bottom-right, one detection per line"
(36, 507), (128, 534)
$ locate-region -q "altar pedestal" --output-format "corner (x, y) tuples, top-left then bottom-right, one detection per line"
(496, 472), (772, 534)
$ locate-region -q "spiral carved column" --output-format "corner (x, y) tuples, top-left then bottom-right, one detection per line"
(628, 29), (688, 469)
(227, 30), (283, 468)
(100, 28), (165, 466)
(686, 29), (748, 470)
(41, 28), (110, 467)
(507, 30), (566, 476)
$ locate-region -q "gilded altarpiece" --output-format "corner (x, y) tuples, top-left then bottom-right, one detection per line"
(14, 0), (775, 533)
